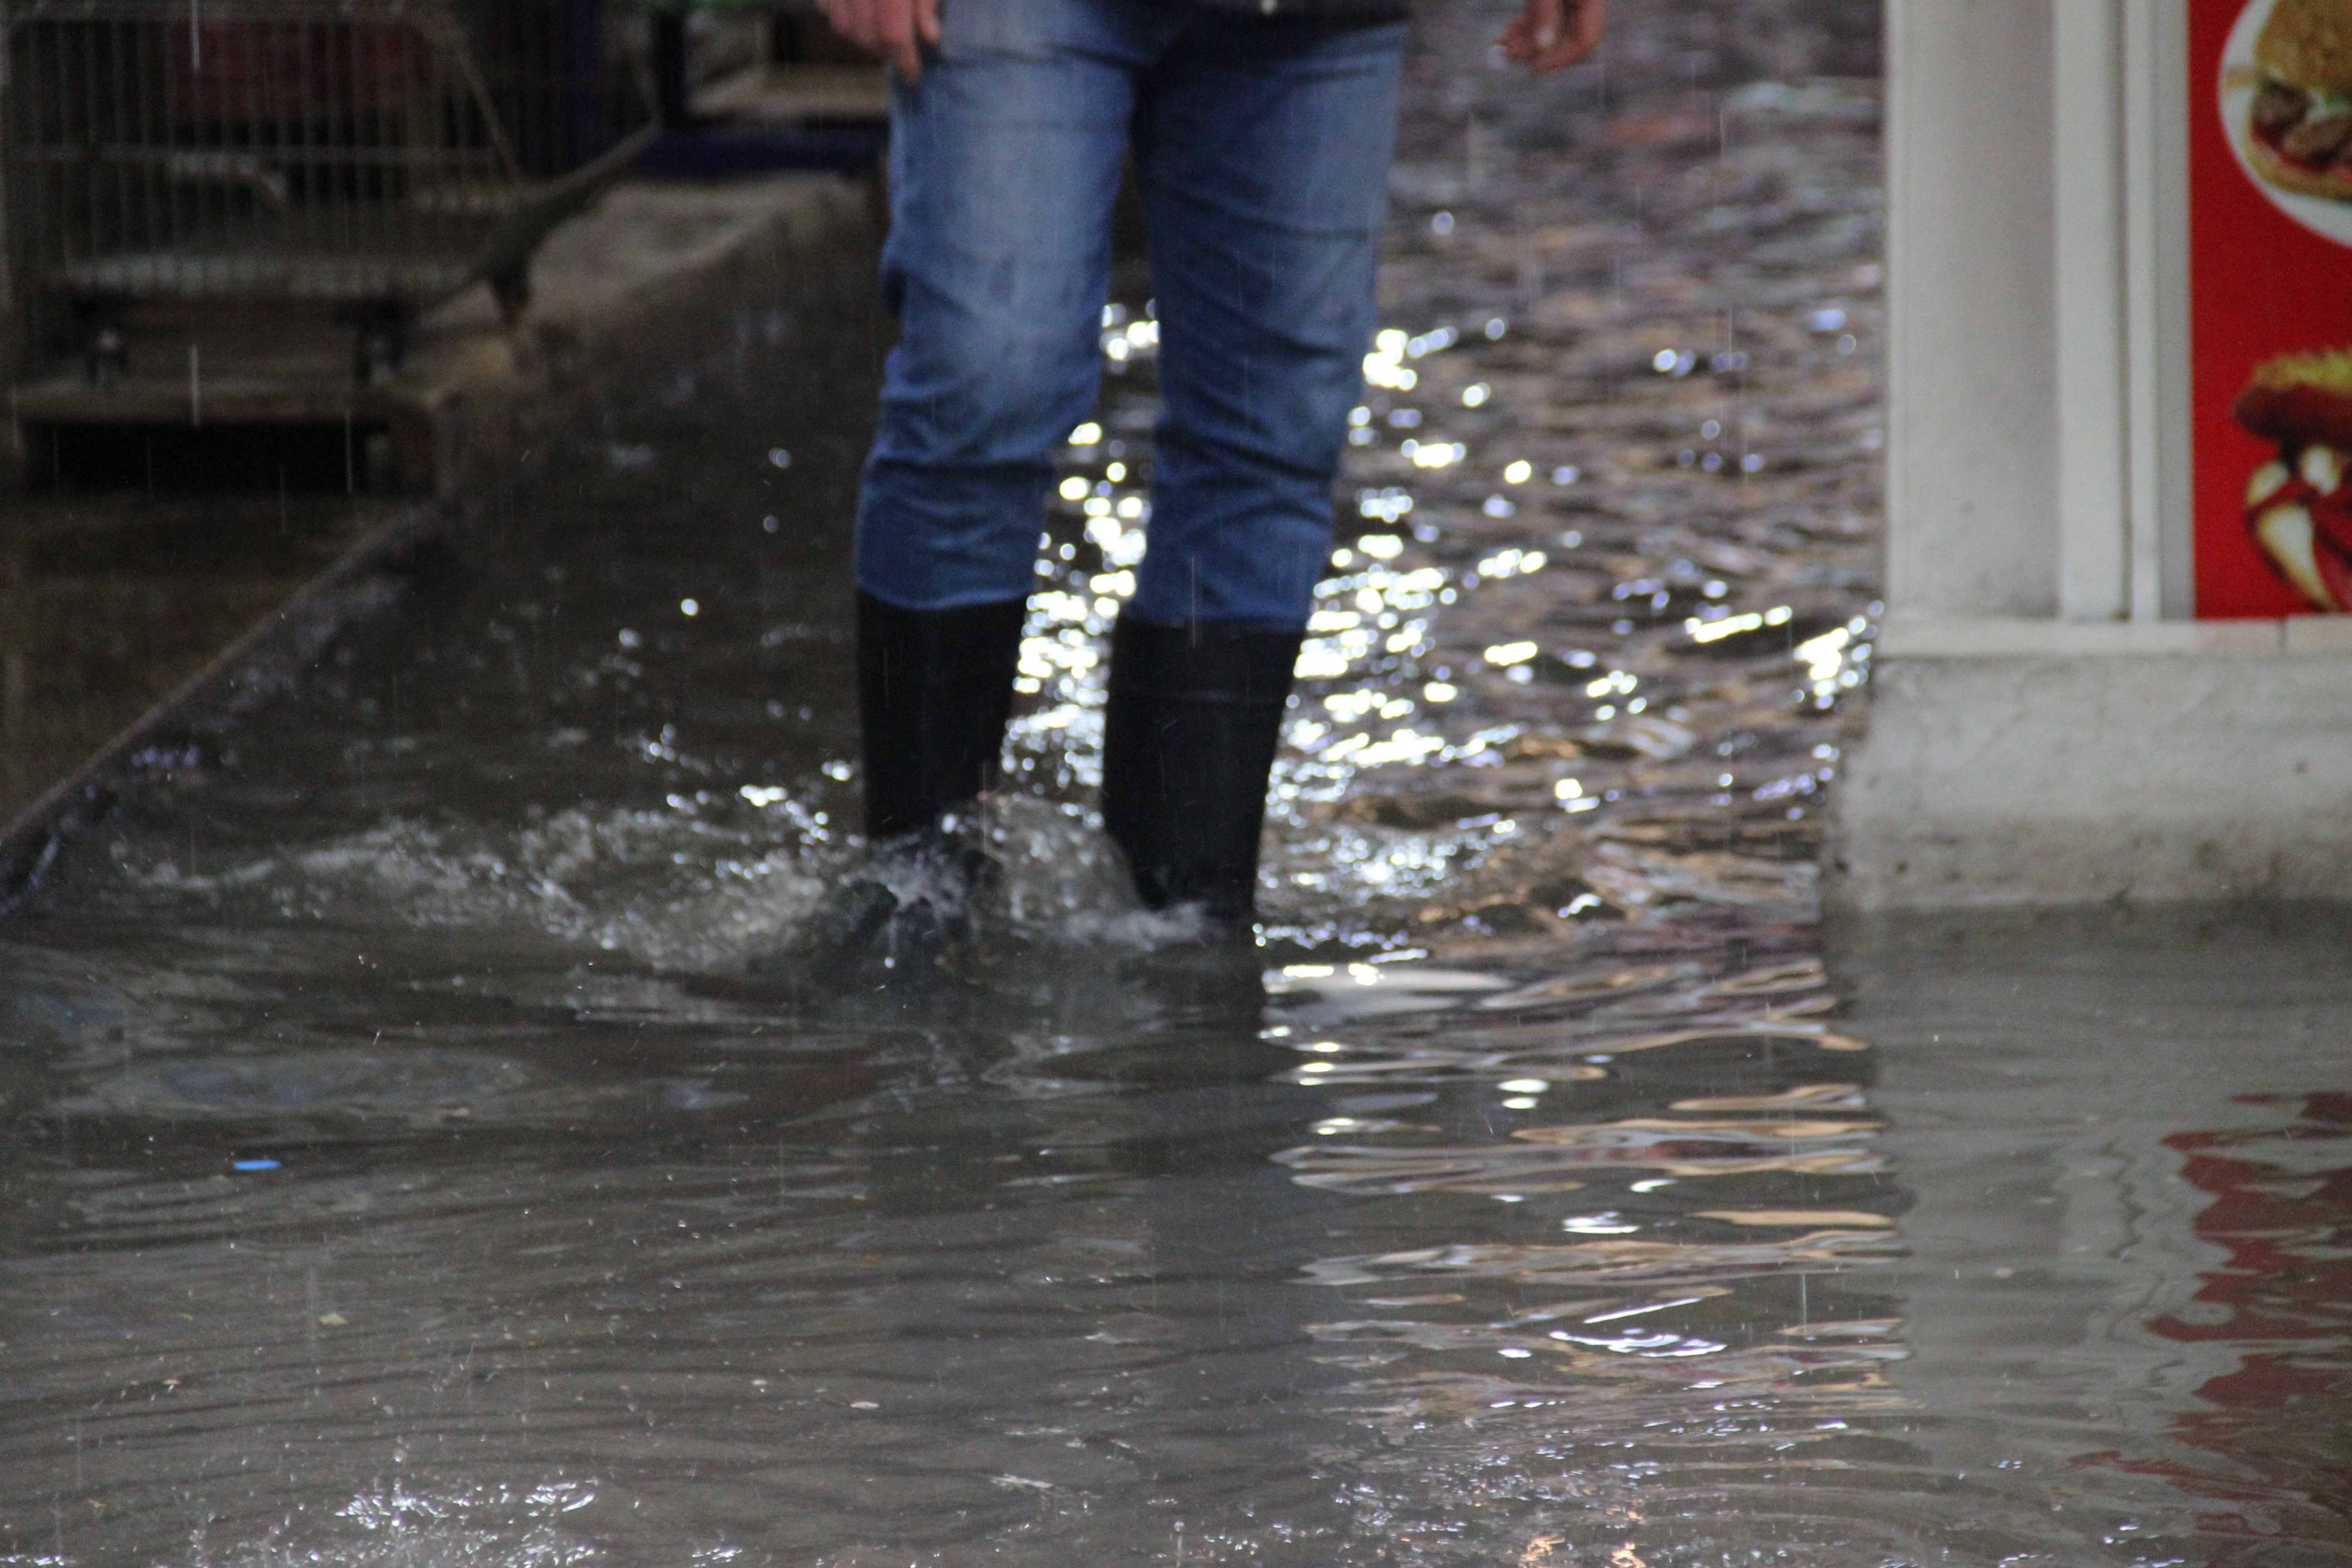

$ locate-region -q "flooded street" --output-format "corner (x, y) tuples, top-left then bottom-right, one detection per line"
(3, 0), (2348, 1563)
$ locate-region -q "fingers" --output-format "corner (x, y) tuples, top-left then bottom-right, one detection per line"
(872, 0), (922, 81)
(817, 0), (859, 47)
(821, 0), (930, 82)
(821, 0), (872, 55)
(1500, 0), (1605, 74)
(1499, 0), (1559, 63)
(1528, 0), (1605, 73)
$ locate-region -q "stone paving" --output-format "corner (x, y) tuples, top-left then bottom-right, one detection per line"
(1014, 0), (1886, 957)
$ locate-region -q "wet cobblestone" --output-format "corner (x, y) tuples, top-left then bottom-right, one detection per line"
(1014, 0), (1885, 957)
(16, 9), (2341, 1567)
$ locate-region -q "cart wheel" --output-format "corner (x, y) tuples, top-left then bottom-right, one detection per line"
(77, 307), (129, 388)
(345, 300), (414, 387)
(87, 326), (128, 390)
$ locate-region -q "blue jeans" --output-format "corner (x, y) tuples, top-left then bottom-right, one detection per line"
(853, 0), (1406, 630)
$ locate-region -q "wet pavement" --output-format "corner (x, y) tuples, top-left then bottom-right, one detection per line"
(3, 0), (2348, 1563)
(0, 495), (395, 828)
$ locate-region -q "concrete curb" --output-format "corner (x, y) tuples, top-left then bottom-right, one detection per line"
(405, 173), (874, 497)
(1830, 650), (2352, 908)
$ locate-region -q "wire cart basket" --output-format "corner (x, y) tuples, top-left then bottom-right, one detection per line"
(2, 0), (652, 389)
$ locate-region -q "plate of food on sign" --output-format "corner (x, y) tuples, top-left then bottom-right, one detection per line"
(2225, 0), (2352, 245)
(2239, 348), (2352, 609)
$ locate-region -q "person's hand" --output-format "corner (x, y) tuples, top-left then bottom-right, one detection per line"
(1500, 0), (1605, 74)
(818, 0), (941, 81)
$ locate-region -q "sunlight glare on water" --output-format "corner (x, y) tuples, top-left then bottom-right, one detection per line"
(2, 1), (2347, 1565)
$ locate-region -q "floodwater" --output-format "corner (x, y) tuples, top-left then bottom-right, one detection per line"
(0, 493), (396, 827)
(3, 0), (2347, 1563)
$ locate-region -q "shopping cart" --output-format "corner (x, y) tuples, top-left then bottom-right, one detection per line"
(1, 0), (653, 388)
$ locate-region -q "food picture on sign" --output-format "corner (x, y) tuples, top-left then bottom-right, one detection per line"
(2198, 0), (2352, 616)
(2241, 0), (2352, 202)
(2237, 349), (2352, 609)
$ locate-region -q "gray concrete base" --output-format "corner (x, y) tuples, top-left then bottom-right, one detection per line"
(403, 173), (875, 497)
(6, 173), (876, 496)
(1833, 647), (2352, 908)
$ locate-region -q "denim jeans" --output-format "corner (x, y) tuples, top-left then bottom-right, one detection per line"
(852, 0), (1406, 630)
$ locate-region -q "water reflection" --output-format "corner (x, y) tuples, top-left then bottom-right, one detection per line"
(1244, 942), (1919, 1566)
(2087, 1093), (2352, 1557)
(3, 0), (2347, 1564)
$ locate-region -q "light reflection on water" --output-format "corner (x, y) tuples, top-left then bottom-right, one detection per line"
(2, 0), (2347, 1563)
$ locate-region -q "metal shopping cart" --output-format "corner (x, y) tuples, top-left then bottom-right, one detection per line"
(1, 0), (652, 408)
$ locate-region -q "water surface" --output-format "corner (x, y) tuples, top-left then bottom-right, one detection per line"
(4, 1), (2347, 1563)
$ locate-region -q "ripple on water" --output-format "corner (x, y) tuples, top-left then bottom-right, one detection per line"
(5, 2), (2348, 1564)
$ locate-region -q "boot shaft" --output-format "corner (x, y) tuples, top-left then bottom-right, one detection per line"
(856, 591), (1028, 841)
(1101, 615), (1303, 920)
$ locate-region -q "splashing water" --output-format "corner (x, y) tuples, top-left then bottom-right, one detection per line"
(3, 3), (2347, 1566)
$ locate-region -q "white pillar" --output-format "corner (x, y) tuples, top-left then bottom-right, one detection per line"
(1883, 0), (2059, 621)
(2054, 0), (2129, 622)
(1836, 0), (2352, 909)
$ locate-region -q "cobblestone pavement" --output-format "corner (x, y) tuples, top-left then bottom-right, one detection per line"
(1016, 0), (1886, 962)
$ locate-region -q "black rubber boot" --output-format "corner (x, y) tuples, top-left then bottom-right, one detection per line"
(807, 590), (1026, 967)
(1100, 614), (1302, 926)
(856, 589), (1027, 840)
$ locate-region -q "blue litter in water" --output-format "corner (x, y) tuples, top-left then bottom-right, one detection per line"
(231, 1159), (281, 1172)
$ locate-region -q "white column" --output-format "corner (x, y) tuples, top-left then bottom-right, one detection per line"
(1838, 0), (2352, 909)
(2121, 0), (2195, 620)
(2053, 0), (2129, 622)
(1883, 0), (2059, 620)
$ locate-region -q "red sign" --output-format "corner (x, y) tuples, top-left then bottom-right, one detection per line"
(2191, 0), (2352, 617)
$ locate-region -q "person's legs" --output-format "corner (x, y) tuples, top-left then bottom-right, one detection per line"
(1102, 17), (1406, 920)
(853, 0), (1159, 841)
